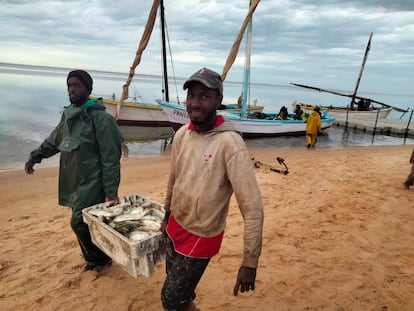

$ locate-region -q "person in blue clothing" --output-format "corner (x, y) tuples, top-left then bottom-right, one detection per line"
(25, 70), (123, 273)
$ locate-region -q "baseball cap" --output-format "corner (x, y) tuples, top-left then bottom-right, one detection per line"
(183, 68), (223, 95)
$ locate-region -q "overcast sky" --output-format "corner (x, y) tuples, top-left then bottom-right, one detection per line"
(1, 0), (413, 109)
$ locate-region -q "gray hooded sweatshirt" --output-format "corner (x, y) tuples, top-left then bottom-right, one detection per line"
(164, 118), (264, 268)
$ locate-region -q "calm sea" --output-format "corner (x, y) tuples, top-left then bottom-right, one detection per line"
(1, 63), (413, 171)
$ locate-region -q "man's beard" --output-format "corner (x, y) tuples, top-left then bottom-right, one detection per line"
(69, 95), (88, 107)
(190, 108), (216, 126)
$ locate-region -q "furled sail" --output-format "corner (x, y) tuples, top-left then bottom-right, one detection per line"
(221, 0), (260, 82)
(117, 0), (161, 119)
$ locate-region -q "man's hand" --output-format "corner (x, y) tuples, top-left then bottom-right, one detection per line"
(233, 266), (257, 296)
(160, 210), (170, 238)
(25, 162), (35, 174)
(105, 197), (120, 206)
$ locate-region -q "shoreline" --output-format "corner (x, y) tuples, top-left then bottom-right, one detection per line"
(3, 141), (413, 173)
(1, 145), (414, 310)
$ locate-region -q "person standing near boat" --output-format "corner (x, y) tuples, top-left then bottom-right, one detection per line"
(24, 70), (123, 273)
(403, 146), (414, 189)
(160, 67), (264, 311)
(306, 106), (322, 148)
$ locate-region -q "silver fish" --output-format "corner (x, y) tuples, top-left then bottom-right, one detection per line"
(142, 214), (163, 224)
(88, 205), (124, 219)
(139, 201), (153, 209)
(137, 219), (161, 232)
(112, 208), (150, 223)
(147, 208), (165, 220)
(128, 230), (151, 241)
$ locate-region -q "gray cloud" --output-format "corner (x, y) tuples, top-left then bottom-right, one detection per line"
(0, 0), (413, 108)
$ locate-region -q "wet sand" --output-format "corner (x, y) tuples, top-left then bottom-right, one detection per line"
(1, 145), (413, 310)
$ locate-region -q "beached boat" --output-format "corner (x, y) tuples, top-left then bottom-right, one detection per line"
(89, 0), (173, 130)
(160, 102), (335, 137)
(299, 103), (392, 122)
(94, 0), (263, 129)
(91, 96), (170, 127)
(160, 0), (334, 137)
(291, 33), (407, 121)
(94, 95), (263, 127)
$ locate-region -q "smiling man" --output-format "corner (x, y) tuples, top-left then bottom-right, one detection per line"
(160, 68), (264, 311)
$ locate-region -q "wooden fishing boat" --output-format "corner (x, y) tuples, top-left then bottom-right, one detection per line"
(160, 0), (335, 137)
(299, 103), (392, 122)
(94, 0), (263, 129)
(291, 33), (407, 120)
(91, 96), (170, 127)
(94, 96), (264, 127)
(160, 101), (335, 137)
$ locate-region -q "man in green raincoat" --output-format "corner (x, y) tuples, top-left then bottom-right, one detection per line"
(25, 70), (123, 272)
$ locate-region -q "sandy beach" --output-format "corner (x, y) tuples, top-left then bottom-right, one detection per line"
(1, 145), (413, 310)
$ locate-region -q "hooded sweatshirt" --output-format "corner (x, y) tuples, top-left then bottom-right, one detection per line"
(164, 118), (264, 268)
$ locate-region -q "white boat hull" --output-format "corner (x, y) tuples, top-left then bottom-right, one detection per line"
(101, 99), (171, 127)
(101, 99), (265, 128)
(301, 105), (392, 122)
(160, 102), (335, 137)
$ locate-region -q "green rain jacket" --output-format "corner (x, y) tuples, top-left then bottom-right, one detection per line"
(28, 98), (123, 210)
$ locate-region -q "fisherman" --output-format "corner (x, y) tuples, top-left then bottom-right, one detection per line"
(305, 106), (322, 148)
(292, 104), (304, 120)
(277, 106), (289, 120)
(25, 70), (123, 273)
(160, 67), (264, 311)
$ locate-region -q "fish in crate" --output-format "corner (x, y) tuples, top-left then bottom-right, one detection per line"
(82, 194), (167, 277)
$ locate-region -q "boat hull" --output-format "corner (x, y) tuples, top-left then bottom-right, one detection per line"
(98, 97), (264, 127)
(300, 104), (392, 122)
(160, 102), (335, 137)
(101, 99), (171, 127)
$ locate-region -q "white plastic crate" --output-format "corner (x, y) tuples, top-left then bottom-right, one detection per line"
(82, 194), (166, 277)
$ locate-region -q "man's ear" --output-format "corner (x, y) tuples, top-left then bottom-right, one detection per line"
(215, 94), (223, 109)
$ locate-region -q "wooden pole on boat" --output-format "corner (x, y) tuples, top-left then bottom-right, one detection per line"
(345, 105), (349, 129)
(349, 32), (373, 110)
(290, 83), (408, 113)
(372, 106), (379, 142)
(241, 1), (254, 118)
(404, 110), (413, 140)
(160, 0), (169, 102)
(160, 0), (170, 102)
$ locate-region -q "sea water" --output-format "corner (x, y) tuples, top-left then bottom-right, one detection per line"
(1, 63), (413, 171)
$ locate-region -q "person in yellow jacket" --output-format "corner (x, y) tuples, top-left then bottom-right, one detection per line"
(306, 106), (322, 148)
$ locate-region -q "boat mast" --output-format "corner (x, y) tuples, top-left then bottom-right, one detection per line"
(349, 32), (373, 110)
(160, 0), (169, 102)
(117, 0), (161, 119)
(241, 1), (253, 118)
(221, 0), (260, 81)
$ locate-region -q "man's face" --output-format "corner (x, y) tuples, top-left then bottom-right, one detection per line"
(67, 76), (89, 106)
(186, 82), (222, 126)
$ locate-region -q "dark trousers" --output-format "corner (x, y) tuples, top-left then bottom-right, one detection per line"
(161, 237), (210, 311)
(70, 208), (111, 266)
